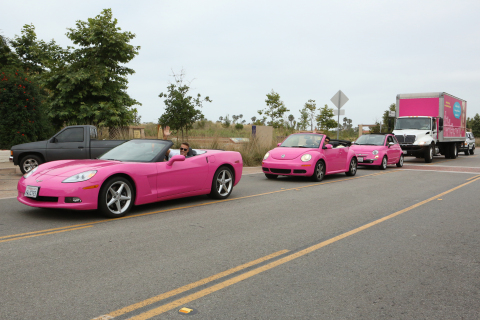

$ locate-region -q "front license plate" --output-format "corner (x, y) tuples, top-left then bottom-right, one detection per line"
(25, 186), (39, 198)
(358, 157), (364, 162)
(403, 150), (407, 155)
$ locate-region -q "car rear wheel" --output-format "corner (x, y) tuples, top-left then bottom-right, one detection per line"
(396, 155), (404, 167)
(209, 166), (234, 199)
(265, 174), (278, 180)
(379, 156), (387, 170)
(20, 155), (43, 174)
(99, 177), (134, 218)
(311, 161), (325, 182)
(345, 158), (357, 176)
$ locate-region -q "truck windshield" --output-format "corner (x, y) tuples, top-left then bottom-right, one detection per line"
(395, 118), (431, 130)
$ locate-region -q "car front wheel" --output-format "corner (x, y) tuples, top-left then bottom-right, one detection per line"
(396, 155), (404, 167)
(209, 166), (234, 199)
(265, 174), (278, 180)
(380, 156), (387, 170)
(311, 161), (325, 182)
(345, 158), (357, 176)
(470, 147), (475, 155)
(99, 177), (135, 218)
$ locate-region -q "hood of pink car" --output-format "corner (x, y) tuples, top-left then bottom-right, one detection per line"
(269, 147), (314, 160)
(36, 160), (122, 177)
(350, 145), (385, 154)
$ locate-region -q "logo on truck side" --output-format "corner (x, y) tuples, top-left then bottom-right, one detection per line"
(453, 102), (461, 119)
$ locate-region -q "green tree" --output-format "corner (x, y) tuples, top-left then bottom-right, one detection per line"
(382, 103), (396, 133)
(258, 90), (289, 128)
(303, 99), (316, 131)
(316, 104), (337, 132)
(471, 113), (480, 138)
(369, 121), (381, 134)
(0, 67), (53, 149)
(297, 108), (309, 130)
(131, 108), (142, 125)
(158, 71), (211, 140)
(9, 9), (141, 129)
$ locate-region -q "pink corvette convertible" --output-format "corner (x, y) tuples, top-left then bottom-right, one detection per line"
(18, 139), (243, 218)
(351, 134), (404, 169)
(262, 133), (358, 181)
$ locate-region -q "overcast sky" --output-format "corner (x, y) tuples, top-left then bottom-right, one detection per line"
(2, 0), (480, 128)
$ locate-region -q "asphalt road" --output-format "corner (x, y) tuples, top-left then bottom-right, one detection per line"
(1, 155), (479, 320)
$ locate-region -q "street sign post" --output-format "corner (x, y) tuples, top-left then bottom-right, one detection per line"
(330, 90), (349, 139)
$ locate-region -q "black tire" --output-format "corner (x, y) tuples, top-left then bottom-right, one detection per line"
(99, 177), (135, 218)
(379, 156), (388, 170)
(396, 154), (404, 167)
(19, 154), (43, 174)
(470, 147), (475, 155)
(265, 174), (278, 180)
(464, 150), (469, 156)
(451, 143), (458, 159)
(209, 166), (234, 199)
(345, 158), (357, 176)
(424, 145), (433, 163)
(311, 160), (325, 182)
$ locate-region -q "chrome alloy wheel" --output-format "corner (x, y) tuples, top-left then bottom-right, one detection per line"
(105, 181), (132, 214)
(316, 162), (324, 180)
(23, 158), (39, 173)
(215, 169), (233, 197)
(349, 158), (357, 175)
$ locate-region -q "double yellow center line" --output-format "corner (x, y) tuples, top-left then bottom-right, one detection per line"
(92, 174), (480, 319)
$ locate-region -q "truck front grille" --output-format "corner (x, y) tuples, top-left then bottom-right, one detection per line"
(395, 135), (416, 144)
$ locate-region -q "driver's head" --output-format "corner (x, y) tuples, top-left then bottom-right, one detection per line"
(180, 142), (190, 156)
(325, 136), (330, 144)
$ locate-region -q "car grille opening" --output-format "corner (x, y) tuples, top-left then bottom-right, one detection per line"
(32, 196), (59, 202)
(270, 168), (291, 174)
(293, 170), (307, 174)
(262, 167), (269, 172)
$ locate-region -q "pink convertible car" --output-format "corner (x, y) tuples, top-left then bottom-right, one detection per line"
(351, 133), (404, 169)
(262, 133), (358, 181)
(18, 139), (243, 218)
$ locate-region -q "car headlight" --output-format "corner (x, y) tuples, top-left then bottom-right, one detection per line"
(62, 170), (97, 183)
(372, 150), (379, 155)
(263, 152), (270, 160)
(23, 167), (38, 179)
(301, 154), (312, 162)
(418, 141), (426, 145)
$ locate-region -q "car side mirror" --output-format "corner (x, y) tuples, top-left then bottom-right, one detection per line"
(50, 137), (57, 143)
(277, 143), (281, 147)
(388, 142), (394, 147)
(323, 144), (332, 149)
(167, 154), (185, 166)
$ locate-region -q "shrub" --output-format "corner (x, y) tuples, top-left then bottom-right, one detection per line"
(235, 123), (244, 130)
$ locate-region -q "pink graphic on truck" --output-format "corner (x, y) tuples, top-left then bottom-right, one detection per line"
(443, 95), (466, 138)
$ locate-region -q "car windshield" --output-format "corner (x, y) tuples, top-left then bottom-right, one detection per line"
(395, 118), (431, 130)
(99, 140), (171, 162)
(280, 134), (323, 148)
(353, 135), (386, 146)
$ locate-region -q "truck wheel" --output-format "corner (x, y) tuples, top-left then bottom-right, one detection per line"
(396, 155), (404, 167)
(311, 161), (325, 182)
(424, 145), (433, 163)
(464, 149), (469, 156)
(20, 155), (43, 174)
(470, 147), (475, 155)
(379, 156), (387, 170)
(99, 177), (135, 218)
(451, 143), (458, 159)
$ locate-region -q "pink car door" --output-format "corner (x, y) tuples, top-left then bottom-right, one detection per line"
(323, 147), (342, 172)
(156, 155), (209, 198)
(386, 135), (400, 163)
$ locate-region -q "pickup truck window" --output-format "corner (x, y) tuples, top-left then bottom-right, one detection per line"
(56, 128), (84, 142)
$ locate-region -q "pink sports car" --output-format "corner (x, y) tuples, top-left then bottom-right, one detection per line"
(351, 134), (404, 169)
(262, 133), (358, 181)
(17, 139), (243, 218)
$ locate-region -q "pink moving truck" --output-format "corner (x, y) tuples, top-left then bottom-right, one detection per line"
(392, 92), (467, 163)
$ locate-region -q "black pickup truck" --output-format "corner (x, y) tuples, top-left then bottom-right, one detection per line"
(10, 125), (127, 174)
